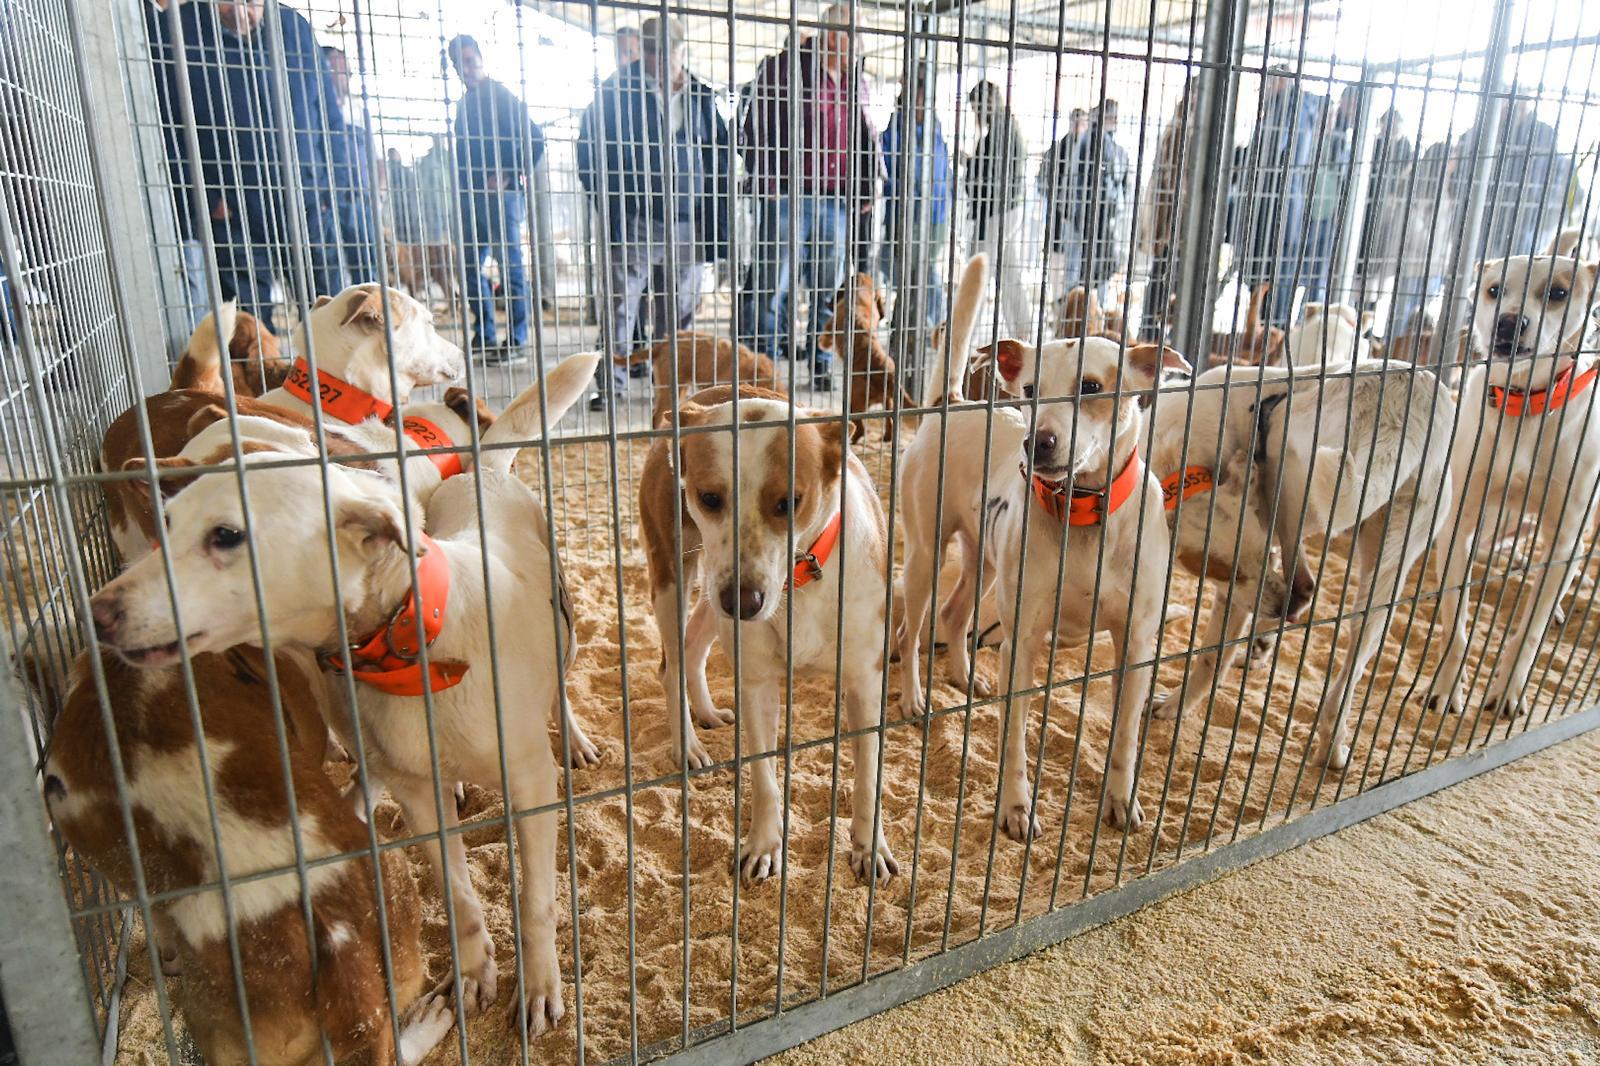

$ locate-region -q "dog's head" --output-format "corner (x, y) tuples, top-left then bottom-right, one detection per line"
(674, 395), (846, 624)
(1473, 256), (1599, 375)
(981, 336), (1190, 482)
(89, 458), (417, 666)
(310, 284), (465, 402)
(1054, 286), (1106, 339)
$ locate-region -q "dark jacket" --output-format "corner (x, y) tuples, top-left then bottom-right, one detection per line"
(964, 114), (1026, 240)
(881, 109), (951, 229)
(740, 39), (879, 201)
(1070, 120), (1133, 284)
(1237, 85), (1325, 284)
(455, 78), (545, 192)
(145, 1), (348, 233)
(577, 63), (732, 260)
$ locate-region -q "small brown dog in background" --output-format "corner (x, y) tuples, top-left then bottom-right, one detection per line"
(618, 330), (779, 427)
(1052, 286), (1129, 341)
(392, 239), (458, 307)
(168, 302), (290, 398)
(818, 272), (917, 442)
(1207, 282), (1286, 365)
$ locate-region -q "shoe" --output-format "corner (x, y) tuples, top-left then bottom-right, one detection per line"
(811, 370), (833, 392)
(483, 344), (529, 367)
(588, 393), (605, 412)
(628, 362), (651, 379)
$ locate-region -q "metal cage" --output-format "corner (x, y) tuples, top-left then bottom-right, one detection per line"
(4, 0), (1600, 1062)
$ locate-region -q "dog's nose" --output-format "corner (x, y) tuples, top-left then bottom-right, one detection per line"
(1286, 566), (1316, 624)
(1494, 314), (1529, 342)
(719, 584), (765, 620)
(90, 595), (123, 641)
(1029, 431), (1058, 461)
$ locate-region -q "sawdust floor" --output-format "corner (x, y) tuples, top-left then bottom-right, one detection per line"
(769, 727), (1600, 1066)
(112, 437), (1600, 1064)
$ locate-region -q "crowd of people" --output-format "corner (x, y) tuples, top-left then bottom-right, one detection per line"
(139, 2), (1586, 413)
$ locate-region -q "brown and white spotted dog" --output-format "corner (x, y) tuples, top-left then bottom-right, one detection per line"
(42, 648), (454, 1065)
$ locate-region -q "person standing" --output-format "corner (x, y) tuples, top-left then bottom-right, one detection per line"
(880, 72), (952, 362)
(322, 45), (380, 287)
(577, 16), (731, 411)
(148, 0), (350, 325)
(1039, 106), (1088, 301)
(1069, 99), (1132, 303)
(740, 4), (880, 390)
(448, 34), (543, 365)
(1481, 98), (1570, 258)
(1355, 109), (1414, 306)
(1237, 68), (1326, 325)
(964, 80), (1031, 341)
(1142, 87), (1192, 340)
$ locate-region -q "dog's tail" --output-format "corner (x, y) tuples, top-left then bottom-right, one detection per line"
(472, 351), (601, 477)
(169, 302), (239, 393)
(927, 253), (989, 407)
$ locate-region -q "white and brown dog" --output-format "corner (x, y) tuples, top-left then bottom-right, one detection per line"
(1428, 253), (1600, 718)
(1285, 302), (1377, 369)
(88, 352), (600, 1036)
(651, 390), (898, 884)
(982, 335), (1190, 838)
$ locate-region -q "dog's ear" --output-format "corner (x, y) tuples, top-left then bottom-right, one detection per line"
(336, 492), (409, 558)
(1302, 302), (1324, 322)
(1126, 343), (1191, 386)
(122, 455), (197, 475)
(183, 403), (232, 438)
(977, 339), (1027, 383)
(443, 386), (497, 435)
(339, 286), (390, 331)
(312, 294), (335, 310)
(810, 413), (847, 483)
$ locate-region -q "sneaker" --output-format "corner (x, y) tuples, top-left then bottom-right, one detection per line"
(483, 344), (529, 368)
(811, 370), (833, 392)
(588, 393), (606, 412)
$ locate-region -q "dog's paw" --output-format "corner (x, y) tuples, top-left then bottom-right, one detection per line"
(1249, 633), (1278, 662)
(1424, 674), (1465, 715)
(1316, 739), (1351, 771)
(449, 968), (498, 1017)
(398, 993), (456, 1065)
(672, 733), (715, 772)
(897, 687), (927, 722)
(1482, 689), (1526, 720)
(850, 835), (899, 883)
(967, 670), (995, 699)
(998, 800), (1040, 843)
(565, 731), (602, 770)
(1105, 794), (1144, 832)
(691, 701), (735, 729)
(1149, 689), (1180, 721)
(736, 826), (784, 884)
(512, 950), (565, 1037)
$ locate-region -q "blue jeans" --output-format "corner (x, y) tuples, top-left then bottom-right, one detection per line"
(212, 195), (343, 326)
(461, 187), (530, 348)
(743, 196), (848, 369)
(336, 192), (380, 287)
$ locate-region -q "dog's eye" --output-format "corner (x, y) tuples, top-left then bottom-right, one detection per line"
(697, 491), (723, 512)
(774, 494), (800, 517)
(1548, 286), (1568, 301)
(1022, 385), (1034, 399)
(1080, 380), (1103, 395)
(209, 526), (245, 551)
(1486, 284), (1501, 299)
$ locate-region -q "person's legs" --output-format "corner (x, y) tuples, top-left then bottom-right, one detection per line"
(496, 189), (531, 348)
(994, 207), (1035, 341)
(803, 197), (848, 374)
(460, 192), (498, 347)
(300, 196), (346, 303)
(212, 211), (274, 325)
(743, 197), (785, 358)
(595, 223), (651, 400)
(336, 193), (380, 287)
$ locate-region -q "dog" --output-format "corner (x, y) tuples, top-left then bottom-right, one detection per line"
(1286, 303), (1377, 368)
(981, 334), (1191, 838)
(1052, 285), (1129, 342)
(88, 351), (601, 1035)
(1428, 253), (1600, 720)
(42, 647), (454, 1065)
(616, 331), (779, 428)
(392, 239), (458, 306)
(817, 273), (917, 442)
(642, 385), (898, 884)
(168, 301), (290, 397)
(1383, 306), (1479, 377)
(895, 254), (1028, 718)
(1208, 283), (1285, 366)
(1143, 359), (1455, 770)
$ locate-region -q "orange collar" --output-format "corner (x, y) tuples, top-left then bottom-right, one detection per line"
(1489, 362), (1599, 416)
(1025, 447), (1144, 527)
(283, 358), (394, 424)
(320, 534), (469, 696)
(394, 414), (464, 479)
(1159, 465), (1214, 511)
(787, 510), (843, 590)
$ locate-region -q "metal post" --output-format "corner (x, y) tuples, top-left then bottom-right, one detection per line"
(1174, 0), (1249, 361)
(1437, 0), (1517, 368)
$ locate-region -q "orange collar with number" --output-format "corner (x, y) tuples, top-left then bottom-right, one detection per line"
(393, 415), (464, 479)
(1488, 362), (1599, 416)
(321, 534), (469, 696)
(1159, 465), (1214, 511)
(283, 357), (394, 423)
(787, 510), (843, 590)
(1024, 447), (1144, 527)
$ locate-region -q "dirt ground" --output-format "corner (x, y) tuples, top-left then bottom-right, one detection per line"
(109, 435), (1600, 1064)
(769, 727), (1600, 1066)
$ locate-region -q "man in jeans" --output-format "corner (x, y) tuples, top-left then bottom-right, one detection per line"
(448, 34), (543, 366)
(577, 16), (731, 411)
(740, 4), (879, 391)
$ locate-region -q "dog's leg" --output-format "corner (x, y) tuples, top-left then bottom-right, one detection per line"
(558, 704), (601, 769)
(1152, 581), (1250, 721)
(996, 622), (1048, 843)
(655, 582), (713, 770)
(388, 777), (498, 1014)
(506, 761), (565, 1036)
(895, 508), (939, 719)
(397, 992), (455, 1066)
(684, 594), (733, 730)
(1482, 486), (1598, 718)
(735, 675), (784, 883)
(938, 549), (992, 699)
(1426, 481), (1486, 716)
(1103, 608), (1154, 831)
(844, 652), (899, 882)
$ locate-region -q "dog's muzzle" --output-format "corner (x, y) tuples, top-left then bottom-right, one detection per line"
(1492, 313), (1530, 355)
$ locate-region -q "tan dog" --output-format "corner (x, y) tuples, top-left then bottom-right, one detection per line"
(617, 331), (779, 428)
(1052, 286), (1129, 342)
(43, 648), (453, 1065)
(1286, 302), (1378, 368)
(818, 273), (917, 442)
(168, 302), (289, 397)
(392, 239), (458, 306)
(1208, 283), (1285, 366)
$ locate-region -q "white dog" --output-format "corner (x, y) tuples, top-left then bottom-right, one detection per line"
(982, 335), (1190, 838)
(1429, 253), (1600, 718)
(1285, 302), (1375, 368)
(89, 352), (600, 1035)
